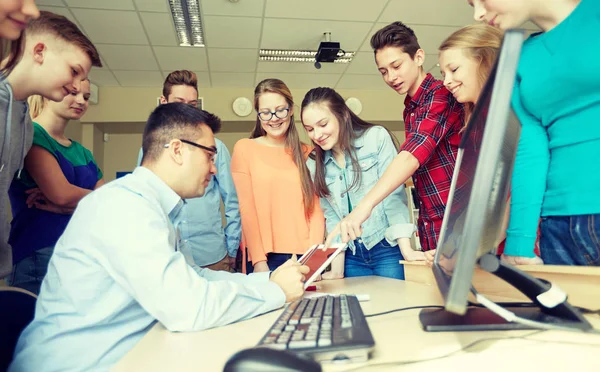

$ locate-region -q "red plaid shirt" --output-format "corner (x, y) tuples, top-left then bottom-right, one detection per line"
(401, 74), (464, 251)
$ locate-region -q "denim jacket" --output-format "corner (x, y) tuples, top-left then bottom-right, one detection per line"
(306, 126), (415, 254)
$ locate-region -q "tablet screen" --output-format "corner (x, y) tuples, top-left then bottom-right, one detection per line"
(299, 243), (346, 289)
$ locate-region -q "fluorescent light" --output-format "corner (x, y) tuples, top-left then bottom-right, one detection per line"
(168, 0), (205, 47)
(259, 49), (355, 63)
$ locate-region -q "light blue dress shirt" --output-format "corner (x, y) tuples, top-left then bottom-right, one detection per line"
(307, 126), (415, 253)
(9, 167), (285, 372)
(137, 138), (241, 266)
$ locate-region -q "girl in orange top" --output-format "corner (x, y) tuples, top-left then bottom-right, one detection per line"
(231, 78), (324, 273)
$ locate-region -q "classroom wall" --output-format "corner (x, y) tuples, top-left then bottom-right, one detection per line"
(86, 85), (410, 181)
(101, 121), (407, 181)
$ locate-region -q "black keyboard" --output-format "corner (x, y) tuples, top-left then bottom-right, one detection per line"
(257, 295), (375, 363)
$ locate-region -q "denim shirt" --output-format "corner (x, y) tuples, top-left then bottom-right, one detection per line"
(307, 126), (415, 254)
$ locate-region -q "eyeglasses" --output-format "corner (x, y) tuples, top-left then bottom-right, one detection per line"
(257, 107), (290, 122)
(164, 139), (218, 163)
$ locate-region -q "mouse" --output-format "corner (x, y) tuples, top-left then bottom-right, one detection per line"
(223, 347), (322, 372)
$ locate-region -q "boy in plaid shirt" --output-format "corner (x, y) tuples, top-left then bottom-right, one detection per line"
(326, 22), (463, 253)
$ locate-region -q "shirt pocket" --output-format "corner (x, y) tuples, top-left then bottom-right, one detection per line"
(351, 154), (379, 192)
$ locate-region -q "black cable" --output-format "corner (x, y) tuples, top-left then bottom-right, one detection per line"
(364, 305), (443, 318)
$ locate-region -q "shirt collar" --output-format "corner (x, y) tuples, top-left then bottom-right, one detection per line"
(133, 167), (184, 221)
(323, 131), (365, 166)
(404, 73), (435, 108)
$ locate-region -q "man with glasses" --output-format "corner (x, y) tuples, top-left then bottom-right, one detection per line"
(137, 70), (241, 272)
(10, 103), (309, 372)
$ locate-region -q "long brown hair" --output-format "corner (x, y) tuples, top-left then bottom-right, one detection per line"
(439, 24), (503, 123)
(252, 78), (315, 217)
(301, 87), (400, 198)
(0, 36), (25, 76)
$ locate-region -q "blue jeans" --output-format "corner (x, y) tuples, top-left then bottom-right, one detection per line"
(7, 246), (54, 295)
(246, 252), (292, 274)
(345, 239), (405, 280)
(540, 215), (600, 266)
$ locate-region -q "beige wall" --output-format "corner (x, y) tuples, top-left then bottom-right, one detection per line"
(91, 85), (409, 181)
(102, 123), (407, 182)
(85, 87), (405, 124)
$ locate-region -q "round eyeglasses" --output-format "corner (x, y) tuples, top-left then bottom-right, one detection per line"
(258, 107), (290, 122)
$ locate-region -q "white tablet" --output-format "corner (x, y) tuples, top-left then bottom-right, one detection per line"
(298, 243), (346, 289)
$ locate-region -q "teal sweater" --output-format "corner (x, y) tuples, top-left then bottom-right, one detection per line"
(505, 0), (600, 257)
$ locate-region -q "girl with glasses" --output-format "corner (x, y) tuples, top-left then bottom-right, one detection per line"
(231, 78), (324, 273)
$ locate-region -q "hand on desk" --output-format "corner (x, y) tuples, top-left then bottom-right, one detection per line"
(501, 254), (544, 266)
(424, 249), (436, 267)
(269, 255), (310, 303)
(398, 238), (426, 262)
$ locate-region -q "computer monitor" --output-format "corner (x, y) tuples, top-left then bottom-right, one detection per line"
(420, 29), (591, 332)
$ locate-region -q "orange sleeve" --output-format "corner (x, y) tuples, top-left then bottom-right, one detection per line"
(230, 141), (267, 265)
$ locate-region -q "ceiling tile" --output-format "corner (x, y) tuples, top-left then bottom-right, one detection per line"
(410, 25), (461, 55)
(208, 49), (257, 73)
(140, 12), (178, 46)
(88, 70), (120, 86)
(192, 72), (211, 89)
(211, 72), (256, 88)
(204, 16), (262, 48)
(113, 70), (163, 87)
(255, 73), (340, 90)
(96, 45), (159, 70)
(257, 61), (347, 74)
(379, 0), (473, 27)
(153, 46), (208, 72)
(64, 0), (135, 10)
(36, 0), (66, 6)
(38, 6), (78, 25)
(345, 52), (378, 75)
(336, 74), (388, 90)
(261, 19), (372, 51)
(203, 0), (264, 17)
(360, 23), (460, 53)
(133, 0), (168, 12)
(71, 9), (149, 44)
(266, 0), (387, 22)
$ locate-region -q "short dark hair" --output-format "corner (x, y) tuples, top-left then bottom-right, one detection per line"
(27, 11), (102, 67)
(370, 21), (420, 58)
(162, 70), (198, 98)
(141, 102), (221, 163)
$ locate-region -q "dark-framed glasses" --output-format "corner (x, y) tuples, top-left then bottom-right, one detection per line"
(164, 139), (218, 162)
(257, 107), (290, 122)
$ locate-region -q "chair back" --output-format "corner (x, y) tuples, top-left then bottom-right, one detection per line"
(0, 287), (37, 371)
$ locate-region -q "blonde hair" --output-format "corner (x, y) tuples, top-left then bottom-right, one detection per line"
(28, 95), (46, 119)
(439, 24), (503, 121)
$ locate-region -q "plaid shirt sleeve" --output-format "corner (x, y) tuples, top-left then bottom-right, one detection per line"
(400, 89), (462, 166)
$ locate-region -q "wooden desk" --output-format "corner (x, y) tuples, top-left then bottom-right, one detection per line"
(402, 261), (600, 310)
(114, 277), (600, 372)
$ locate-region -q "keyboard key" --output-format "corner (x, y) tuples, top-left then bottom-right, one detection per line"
(289, 339), (317, 349)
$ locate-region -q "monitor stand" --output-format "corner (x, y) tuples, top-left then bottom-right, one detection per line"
(419, 254), (593, 332)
